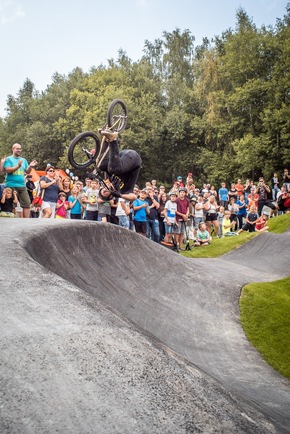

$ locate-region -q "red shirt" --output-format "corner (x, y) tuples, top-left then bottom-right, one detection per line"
(176, 197), (190, 221)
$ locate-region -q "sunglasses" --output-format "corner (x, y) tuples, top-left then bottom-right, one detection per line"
(48, 169), (55, 172)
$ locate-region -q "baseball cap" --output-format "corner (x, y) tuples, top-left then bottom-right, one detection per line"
(177, 176), (182, 180)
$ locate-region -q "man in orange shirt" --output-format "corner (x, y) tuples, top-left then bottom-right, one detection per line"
(235, 178), (244, 199)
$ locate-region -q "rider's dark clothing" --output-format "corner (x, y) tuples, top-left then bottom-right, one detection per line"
(99, 140), (141, 194)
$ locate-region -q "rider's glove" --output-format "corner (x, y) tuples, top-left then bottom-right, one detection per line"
(111, 190), (121, 198)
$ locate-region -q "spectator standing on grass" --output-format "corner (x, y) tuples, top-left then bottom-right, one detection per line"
(3, 143), (38, 218)
(236, 194), (248, 230)
(194, 195), (205, 238)
(235, 179), (244, 199)
(271, 173), (280, 200)
(228, 197), (239, 231)
(217, 206), (225, 237)
(163, 191), (178, 244)
(157, 192), (168, 241)
(218, 182), (229, 211)
(228, 183), (238, 203)
(204, 194), (219, 237)
(175, 187), (190, 250)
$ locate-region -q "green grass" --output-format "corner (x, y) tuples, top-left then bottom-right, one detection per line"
(181, 213), (290, 379)
(268, 212), (290, 233)
(240, 278), (290, 379)
(182, 213), (290, 258)
(182, 231), (257, 258)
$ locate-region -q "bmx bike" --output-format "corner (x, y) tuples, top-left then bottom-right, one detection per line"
(67, 98), (127, 193)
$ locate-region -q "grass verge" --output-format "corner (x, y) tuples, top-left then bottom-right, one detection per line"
(240, 277), (290, 380)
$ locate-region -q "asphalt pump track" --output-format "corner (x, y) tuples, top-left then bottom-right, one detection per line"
(0, 219), (289, 433)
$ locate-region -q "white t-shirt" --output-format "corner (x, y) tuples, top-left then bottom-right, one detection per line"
(85, 188), (99, 211)
(164, 200), (177, 224)
(116, 198), (129, 216)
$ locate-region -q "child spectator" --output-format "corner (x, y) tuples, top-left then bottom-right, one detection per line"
(98, 194), (112, 222)
(0, 187), (18, 217)
(217, 206), (225, 237)
(222, 211), (238, 236)
(55, 192), (69, 219)
(83, 179), (99, 221)
(236, 194), (248, 230)
(228, 197), (239, 231)
(68, 185), (83, 219)
(163, 191), (178, 243)
(133, 189), (150, 236)
(116, 197), (130, 229)
(255, 213), (269, 232)
(237, 205), (259, 234)
(194, 222), (211, 247)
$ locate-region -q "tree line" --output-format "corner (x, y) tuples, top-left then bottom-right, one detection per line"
(0, 6), (289, 187)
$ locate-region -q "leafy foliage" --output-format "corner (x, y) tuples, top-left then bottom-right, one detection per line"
(1, 6), (290, 187)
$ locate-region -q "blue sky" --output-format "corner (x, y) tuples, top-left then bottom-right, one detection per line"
(0, 0), (288, 117)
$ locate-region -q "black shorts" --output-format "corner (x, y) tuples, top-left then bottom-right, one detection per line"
(134, 220), (146, 234)
(206, 212), (217, 222)
(242, 223), (255, 232)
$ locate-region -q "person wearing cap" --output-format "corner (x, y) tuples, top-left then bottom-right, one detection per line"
(176, 176), (185, 188)
(175, 187), (190, 250)
(163, 191), (178, 243)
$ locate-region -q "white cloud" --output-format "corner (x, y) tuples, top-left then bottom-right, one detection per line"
(0, 0), (25, 26)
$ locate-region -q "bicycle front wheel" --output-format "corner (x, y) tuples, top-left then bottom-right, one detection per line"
(107, 99), (127, 133)
(68, 131), (100, 170)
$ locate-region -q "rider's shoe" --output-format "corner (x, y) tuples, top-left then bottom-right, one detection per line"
(98, 129), (118, 142)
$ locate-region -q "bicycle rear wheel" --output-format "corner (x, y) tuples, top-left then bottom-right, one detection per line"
(107, 99), (127, 133)
(68, 131), (100, 170)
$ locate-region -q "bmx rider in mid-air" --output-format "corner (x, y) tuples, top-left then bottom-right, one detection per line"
(96, 129), (141, 202)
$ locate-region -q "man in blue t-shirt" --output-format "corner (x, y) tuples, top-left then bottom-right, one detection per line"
(3, 143), (38, 218)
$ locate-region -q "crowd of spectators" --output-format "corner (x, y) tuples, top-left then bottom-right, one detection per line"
(1, 148), (290, 249)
